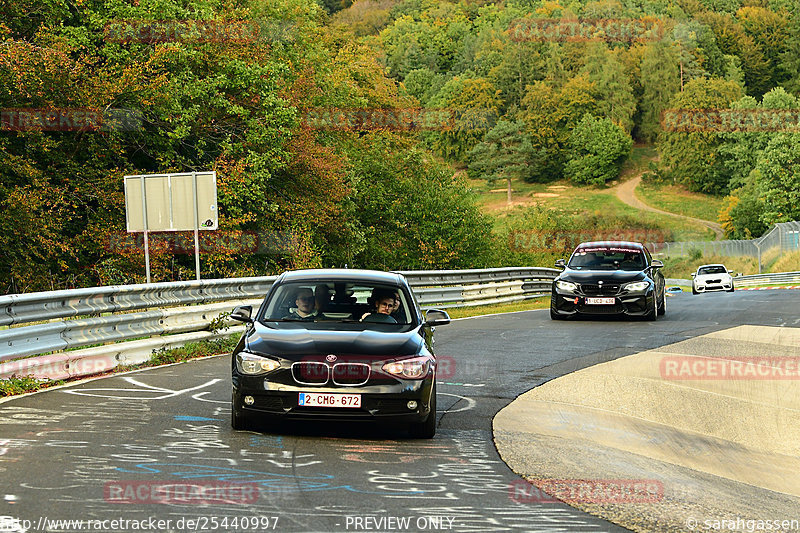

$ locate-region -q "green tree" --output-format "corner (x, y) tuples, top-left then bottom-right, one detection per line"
(752, 135), (800, 224)
(583, 44), (636, 133)
(468, 120), (534, 204)
(657, 77), (743, 193)
(639, 41), (681, 142)
(564, 115), (633, 186)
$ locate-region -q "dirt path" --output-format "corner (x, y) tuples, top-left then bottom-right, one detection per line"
(615, 175), (725, 239)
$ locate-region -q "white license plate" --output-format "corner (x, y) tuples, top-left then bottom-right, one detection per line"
(585, 297), (615, 305)
(298, 393), (361, 408)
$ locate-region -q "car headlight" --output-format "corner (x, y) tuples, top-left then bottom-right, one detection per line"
(555, 280), (578, 293)
(236, 351), (281, 375)
(382, 356), (432, 379)
(623, 281), (650, 292)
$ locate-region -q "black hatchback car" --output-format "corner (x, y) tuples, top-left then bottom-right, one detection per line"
(229, 269), (450, 438)
(550, 241), (666, 320)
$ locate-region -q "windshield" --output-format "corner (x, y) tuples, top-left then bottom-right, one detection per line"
(698, 266), (728, 275)
(261, 281), (414, 325)
(568, 246), (646, 271)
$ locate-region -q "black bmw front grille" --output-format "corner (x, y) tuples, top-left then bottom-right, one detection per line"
(292, 362), (329, 385)
(290, 361), (372, 386)
(580, 284), (620, 296)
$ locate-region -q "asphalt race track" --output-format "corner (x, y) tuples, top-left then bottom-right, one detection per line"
(0, 289), (798, 533)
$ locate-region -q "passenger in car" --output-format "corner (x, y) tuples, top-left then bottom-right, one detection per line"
(360, 288), (398, 324)
(314, 284), (332, 314)
(282, 288), (318, 320)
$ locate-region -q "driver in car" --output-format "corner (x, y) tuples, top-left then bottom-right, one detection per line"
(360, 288), (398, 324)
(282, 288), (318, 320)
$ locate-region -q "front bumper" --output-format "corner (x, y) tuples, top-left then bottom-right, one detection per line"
(550, 290), (656, 317)
(694, 280), (733, 292)
(232, 374), (434, 422)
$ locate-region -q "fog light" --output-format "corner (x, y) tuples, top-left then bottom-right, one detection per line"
(407, 401), (418, 410)
(244, 396), (254, 406)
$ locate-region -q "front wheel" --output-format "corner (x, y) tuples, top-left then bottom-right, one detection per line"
(657, 291), (666, 316)
(728, 286), (735, 292)
(409, 383), (436, 439)
(644, 293), (658, 321)
(231, 391), (250, 431)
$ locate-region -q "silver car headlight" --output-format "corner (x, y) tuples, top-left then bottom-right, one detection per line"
(555, 280), (578, 293)
(623, 281), (650, 292)
(236, 351), (281, 375)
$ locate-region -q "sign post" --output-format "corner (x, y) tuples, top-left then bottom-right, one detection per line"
(123, 171), (218, 282)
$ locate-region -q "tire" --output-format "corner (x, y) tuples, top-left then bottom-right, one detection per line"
(645, 293), (658, 321)
(550, 307), (566, 320)
(692, 286), (698, 295)
(231, 391), (250, 431)
(657, 290), (666, 316)
(409, 382), (436, 439)
(728, 286), (735, 293)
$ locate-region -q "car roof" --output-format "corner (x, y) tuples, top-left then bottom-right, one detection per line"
(575, 241), (646, 249)
(277, 268), (405, 285)
(697, 264), (727, 269)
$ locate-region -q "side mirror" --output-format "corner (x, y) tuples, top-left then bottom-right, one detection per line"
(555, 259), (566, 268)
(690, 273), (696, 277)
(231, 305), (253, 324)
(424, 309), (451, 327)
(650, 259), (664, 268)
(728, 271), (736, 276)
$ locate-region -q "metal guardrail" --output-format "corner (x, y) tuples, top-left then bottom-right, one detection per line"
(732, 271), (800, 287)
(0, 268), (559, 382)
(668, 272), (800, 288)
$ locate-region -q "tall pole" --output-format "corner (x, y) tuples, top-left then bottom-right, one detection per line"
(140, 175), (151, 283)
(192, 171), (201, 281)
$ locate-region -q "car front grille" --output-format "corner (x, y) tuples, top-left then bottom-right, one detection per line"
(706, 279), (721, 284)
(580, 284), (620, 296)
(291, 361), (372, 386)
(332, 363), (371, 386)
(291, 362), (329, 385)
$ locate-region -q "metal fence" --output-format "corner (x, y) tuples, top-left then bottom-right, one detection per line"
(0, 267), (558, 382)
(648, 221), (800, 273)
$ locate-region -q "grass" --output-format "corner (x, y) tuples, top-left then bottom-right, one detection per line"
(660, 250), (800, 280)
(0, 335), (240, 398)
(660, 254), (760, 279)
(0, 375), (66, 397)
(768, 251), (800, 273)
(636, 180), (727, 223)
(472, 175), (716, 242)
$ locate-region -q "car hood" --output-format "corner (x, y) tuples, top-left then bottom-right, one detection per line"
(558, 269), (647, 283)
(246, 323), (425, 358)
(696, 273), (731, 280)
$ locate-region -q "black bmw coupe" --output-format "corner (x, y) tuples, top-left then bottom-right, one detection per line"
(550, 241), (666, 320)
(229, 269), (450, 438)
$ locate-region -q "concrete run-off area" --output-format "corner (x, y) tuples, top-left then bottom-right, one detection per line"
(494, 325), (800, 532)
